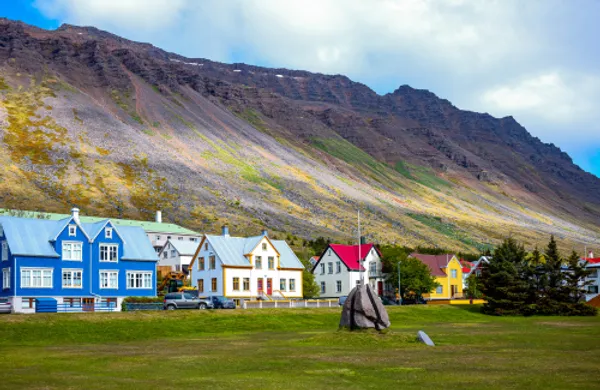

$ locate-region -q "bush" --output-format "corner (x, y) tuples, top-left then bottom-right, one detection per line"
(122, 296), (163, 311)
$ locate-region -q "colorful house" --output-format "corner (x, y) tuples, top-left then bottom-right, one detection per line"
(462, 256), (491, 288)
(312, 243), (387, 298)
(409, 253), (464, 300)
(188, 227), (304, 304)
(0, 208), (158, 313)
(582, 252), (600, 301)
(158, 239), (200, 274)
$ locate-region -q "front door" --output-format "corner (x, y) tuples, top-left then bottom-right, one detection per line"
(377, 281), (383, 296)
(451, 285), (457, 298)
(257, 278), (263, 294)
(267, 278), (272, 295)
(82, 298), (95, 312)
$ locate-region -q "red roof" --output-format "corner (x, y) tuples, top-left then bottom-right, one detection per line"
(460, 260), (473, 274)
(328, 244), (379, 271)
(410, 253), (456, 277)
(584, 257), (600, 264)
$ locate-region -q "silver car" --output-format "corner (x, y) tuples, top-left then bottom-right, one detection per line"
(0, 298), (12, 314)
(163, 292), (213, 310)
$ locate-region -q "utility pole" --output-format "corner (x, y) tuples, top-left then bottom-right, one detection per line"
(398, 260), (402, 306)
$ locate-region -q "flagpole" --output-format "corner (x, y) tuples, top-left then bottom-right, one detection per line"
(358, 210), (362, 286)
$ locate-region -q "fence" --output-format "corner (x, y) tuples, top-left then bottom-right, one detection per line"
(122, 303), (163, 311)
(243, 299), (338, 309)
(55, 302), (116, 313)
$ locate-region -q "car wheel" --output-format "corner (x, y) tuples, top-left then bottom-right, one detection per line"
(167, 305), (176, 310)
(198, 303), (207, 310)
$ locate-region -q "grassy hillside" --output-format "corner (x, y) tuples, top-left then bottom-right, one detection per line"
(0, 306), (599, 389)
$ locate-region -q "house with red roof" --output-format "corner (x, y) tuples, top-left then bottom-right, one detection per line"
(462, 256), (491, 288)
(311, 243), (387, 298)
(582, 251), (600, 301)
(409, 253), (464, 300)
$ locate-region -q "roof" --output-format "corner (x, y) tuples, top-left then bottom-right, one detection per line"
(167, 240), (200, 256)
(0, 216), (158, 261)
(460, 260), (474, 274)
(328, 244), (380, 271)
(0, 209), (199, 236)
(410, 253), (457, 277)
(583, 257), (600, 264)
(204, 234), (304, 269)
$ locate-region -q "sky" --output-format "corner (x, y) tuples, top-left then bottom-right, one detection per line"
(3, 0), (600, 177)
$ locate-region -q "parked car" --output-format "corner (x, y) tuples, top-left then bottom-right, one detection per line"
(0, 298), (12, 314)
(338, 296), (348, 306)
(163, 292), (213, 310)
(210, 296), (236, 309)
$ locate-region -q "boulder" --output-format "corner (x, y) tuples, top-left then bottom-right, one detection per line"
(339, 284), (390, 331)
(417, 330), (435, 346)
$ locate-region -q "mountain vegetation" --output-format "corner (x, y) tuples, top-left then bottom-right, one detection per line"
(1, 19), (599, 252)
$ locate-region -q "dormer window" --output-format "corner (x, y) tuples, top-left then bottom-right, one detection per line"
(68, 225), (76, 237)
(105, 228), (113, 239)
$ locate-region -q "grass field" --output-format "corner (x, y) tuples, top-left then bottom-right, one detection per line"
(1, 305), (599, 389)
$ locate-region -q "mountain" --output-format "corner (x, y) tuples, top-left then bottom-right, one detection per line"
(0, 18), (598, 252)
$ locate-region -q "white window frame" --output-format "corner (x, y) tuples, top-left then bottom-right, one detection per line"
(62, 269), (83, 289)
(320, 281), (326, 294)
(436, 285), (443, 294)
(320, 263), (325, 275)
(451, 269), (457, 278)
(62, 241), (83, 261)
(105, 227), (113, 239)
(280, 278), (286, 291)
(328, 262), (333, 274)
(289, 278), (296, 292)
(255, 256), (262, 269)
(68, 225), (77, 237)
(100, 270), (119, 289)
(21, 268), (53, 288)
(100, 244), (119, 262)
(336, 261), (341, 273)
(2, 268), (10, 289)
(1, 241), (7, 261)
(336, 280), (342, 293)
(126, 271), (153, 289)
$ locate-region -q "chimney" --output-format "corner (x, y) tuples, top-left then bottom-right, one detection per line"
(261, 229), (268, 237)
(71, 208), (80, 224)
(222, 225), (229, 236)
(589, 251), (594, 259)
(360, 236), (366, 245)
(156, 210), (162, 224)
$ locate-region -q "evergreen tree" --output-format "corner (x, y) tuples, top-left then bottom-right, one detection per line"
(464, 274), (483, 299)
(481, 238), (531, 315)
(537, 235), (565, 314)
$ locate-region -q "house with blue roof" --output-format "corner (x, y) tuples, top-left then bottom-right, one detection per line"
(188, 226), (304, 304)
(0, 208), (158, 313)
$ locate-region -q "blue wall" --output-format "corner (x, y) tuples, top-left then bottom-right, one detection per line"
(0, 228), (14, 296)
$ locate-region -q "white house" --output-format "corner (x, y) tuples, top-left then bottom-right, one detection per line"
(188, 227), (304, 305)
(312, 243), (386, 298)
(462, 256), (491, 288)
(158, 239), (199, 274)
(582, 252), (600, 301)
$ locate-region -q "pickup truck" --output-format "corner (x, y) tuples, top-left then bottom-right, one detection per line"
(163, 292), (214, 310)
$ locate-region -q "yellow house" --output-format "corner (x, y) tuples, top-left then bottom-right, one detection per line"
(409, 253), (463, 300)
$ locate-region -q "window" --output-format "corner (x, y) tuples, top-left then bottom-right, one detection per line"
(163, 252), (167, 259)
(62, 242), (82, 261)
(100, 244), (118, 262)
(262, 243), (267, 251)
(68, 225), (76, 237)
(62, 269), (83, 288)
(63, 297), (81, 307)
(105, 228), (113, 239)
(178, 237), (183, 241)
(255, 256), (262, 269)
(21, 268), (53, 288)
(126, 272), (152, 289)
(320, 263), (325, 274)
(243, 278), (250, 291)
(171, 250), (176, 257)
(198, 279), (204, 292)
(280, 278), (286, 291)
(167, 236), (172, 240)
(336, 280), (342, 293)
(175, 265), (181, 272)
(1, 241), (7, 261)
(233, 277), (240, 290)
(436, 286), (443, 294)
(589, 269), (598, 279)
(451, 269), (457, 278)
(2, 268), (10, 289)
(190, 238), (196, 242)
(289, 279), (296, 292)
(369, 262), (376, 273)
(587, 285), (599, 294)
(100, 271), (118, 289)
(211, 278), (217, 292)
(156, 235), (161, 241)
(328, 262), (333, 274)
(328, 249), (331, 256)
(356, 280), (361, 286)
(209, 256), (216, 270)
(336, 261), (341, 273)
(204, 243), (208, 250)
(22, 298), (35, 309)
(268, 257), (275, 269)
(198, 257), (205, 271)
(320, 281), (326, 294)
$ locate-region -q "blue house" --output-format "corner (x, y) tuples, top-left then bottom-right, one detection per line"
(0, 208), (158, 313)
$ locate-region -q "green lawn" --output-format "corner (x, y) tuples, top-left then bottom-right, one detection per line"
(0, 305), (599, 389)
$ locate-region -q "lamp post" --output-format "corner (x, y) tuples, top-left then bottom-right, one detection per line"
(398, 260), (402, 306)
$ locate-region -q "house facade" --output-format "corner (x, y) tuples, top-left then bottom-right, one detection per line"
(462, 256), (491, 288)
(582, 253), (600, 301)
(158, 239), (199, 274)
(312, 243), (386, 298)
(189, 227), (304, 304)
(409, 253), (464, 300)
(0, 208), (158, 313)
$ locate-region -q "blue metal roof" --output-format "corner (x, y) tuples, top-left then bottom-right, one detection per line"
(0, 216), (158, 261)
(205, 235), (304, 269)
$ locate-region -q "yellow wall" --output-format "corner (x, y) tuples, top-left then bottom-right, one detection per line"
(423, 256), (464, 299)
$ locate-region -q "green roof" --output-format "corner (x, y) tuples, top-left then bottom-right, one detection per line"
(0, 209), (200, 236)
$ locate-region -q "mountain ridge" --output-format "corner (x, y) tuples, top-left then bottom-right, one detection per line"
(0, 18), (598, 252)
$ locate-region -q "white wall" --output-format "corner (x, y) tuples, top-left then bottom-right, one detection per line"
(149, 233), (201, 252)
(585, 266), (599, 301)
(157, 242), (195, 272)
